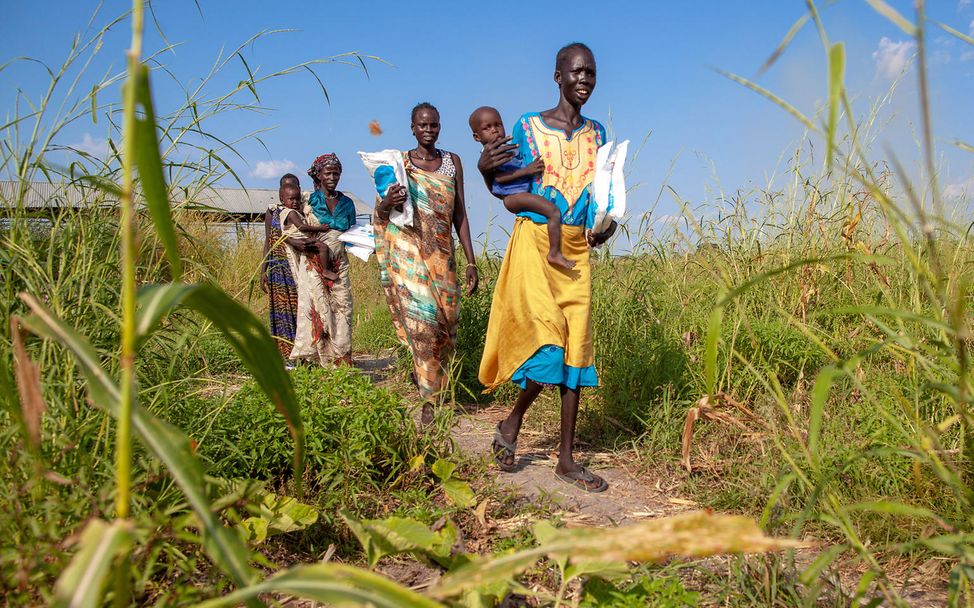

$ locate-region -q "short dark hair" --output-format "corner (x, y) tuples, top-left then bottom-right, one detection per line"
(279, 173), (299, 187)
(279, 182), (300, 193)
(411, 102), (439, 122)
(555, 42), (593, 70)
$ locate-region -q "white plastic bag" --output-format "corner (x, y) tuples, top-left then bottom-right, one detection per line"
(592, 139), (629, 235)
(338, 223), (375, 262)
(358, 150), (414, 228)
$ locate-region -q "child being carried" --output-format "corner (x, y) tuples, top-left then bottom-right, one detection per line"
(469, 106), (575, 270)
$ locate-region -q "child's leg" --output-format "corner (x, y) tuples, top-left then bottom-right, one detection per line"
(503, 193), (575, 269)
(316, 235), (338, 281)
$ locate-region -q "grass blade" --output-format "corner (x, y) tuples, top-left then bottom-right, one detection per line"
(704, 306), (723, 397)
(808, 365), (839, 465)
(715, 68), (817, 133)
(133, 63), (182, 280)
(826, 42), (845, 171)
(930, 19), (974, 47)
(52, 519), (134, 608)
(865, 0), (916, 36)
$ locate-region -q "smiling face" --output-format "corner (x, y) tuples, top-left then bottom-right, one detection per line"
(555, 47), (596, 107)
(411, 108), (441, 147)
(316, 164), (341, 192)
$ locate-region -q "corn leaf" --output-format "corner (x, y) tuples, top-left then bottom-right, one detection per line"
(18, 294), (258, 596)
(133, 62), (182, 280)
(52, 519), (133, 608)
(136, 283), (304, 492)
(194, 563), (445, 608)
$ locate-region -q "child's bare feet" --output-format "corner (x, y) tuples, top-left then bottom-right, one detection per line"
(547, 251), (576, 270)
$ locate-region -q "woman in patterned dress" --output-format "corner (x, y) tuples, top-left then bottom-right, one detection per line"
(261, 173), (301, 364)
(374, 102), (479, 423)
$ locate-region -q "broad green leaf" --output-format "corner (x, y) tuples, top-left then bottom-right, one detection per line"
(704, 306), (723, 396)
(137, 283), (304, 492)
(432, 458), (456, 481)
(826, 43), (845, 171)
(240, 517), (269, 544)
(341, 512), (457, 568)
(133, 63), (181, 280)
(241, 492), (318, 543)
(19, 294), (258, 595)
(442, 478), (476, 508)
(194, 563), (444, 608)
(809, 365), (839, 462)
(52, 519), (133, 608)
(715, 68), (817, 133)
(865, 0), (916, 35)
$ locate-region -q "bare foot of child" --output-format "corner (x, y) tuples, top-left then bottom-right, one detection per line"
(547, 251), (576, 270)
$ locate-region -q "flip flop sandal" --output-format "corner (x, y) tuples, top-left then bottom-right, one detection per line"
(554, 466), (608, 493)
(491, 422), (518, 473)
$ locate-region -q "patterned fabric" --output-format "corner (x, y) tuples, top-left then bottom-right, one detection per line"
(409, 149), (456, 178)
(374, 151), (460, 401)
(267, 206), (298, 359)
(480, 112), (605, 390)
(307, 190), (357, 232)
(280, 207), (345, 365)
(511, 112), (607, 228)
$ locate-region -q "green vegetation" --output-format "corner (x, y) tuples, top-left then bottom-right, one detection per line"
(2, 1), (973, 607)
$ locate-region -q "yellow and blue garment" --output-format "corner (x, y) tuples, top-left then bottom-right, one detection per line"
(479, 112), (606, 390)
(308, 190), (357, 232)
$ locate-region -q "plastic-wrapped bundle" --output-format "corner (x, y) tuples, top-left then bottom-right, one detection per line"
(357, 150), (414, 228)
(592, 139), (629, 235)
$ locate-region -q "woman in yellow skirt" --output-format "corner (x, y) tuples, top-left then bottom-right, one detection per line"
(478, 43), (616, 492)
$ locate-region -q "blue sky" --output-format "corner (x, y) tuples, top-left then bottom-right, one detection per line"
(1, 1), (972, 249)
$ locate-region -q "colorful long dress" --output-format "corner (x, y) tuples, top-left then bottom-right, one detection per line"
(281, 207), (335, 366)
(374, 151), (460, 401)
(266, 205), (298, 359)
(479, 113), (606, 390)
(305, 190), (357, 361)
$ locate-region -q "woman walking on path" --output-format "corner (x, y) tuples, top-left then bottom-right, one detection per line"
(374, 102), (479, 424)
(261, 173), (301, 364)
(302, 153), (357, 365)
(478, 43), (617, 492)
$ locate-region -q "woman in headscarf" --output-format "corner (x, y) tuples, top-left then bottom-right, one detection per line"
(374, 102), (479, 423)
(299, 153), (357, 365)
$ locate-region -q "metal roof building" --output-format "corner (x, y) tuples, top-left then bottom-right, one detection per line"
(0, 181), (374, 221)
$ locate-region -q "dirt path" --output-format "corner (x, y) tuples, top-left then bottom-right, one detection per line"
(355, 354), (692, 526)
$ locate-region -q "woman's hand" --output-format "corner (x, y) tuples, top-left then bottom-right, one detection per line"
(587, 220), (618, 248)
(477, 136), (517, 175)
(377, 184), (407, 219)
(260, 271), (269, 293)
(302, 239), (320, 253)
(464, 264), (479, 296)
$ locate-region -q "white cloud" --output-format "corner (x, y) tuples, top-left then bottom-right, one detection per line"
(945, 176), (974, 200)
(70, 133), (109, 157)
(873, 37), (916, 79)
(962, 0), (972, 9)
(250, 159), (295, 179)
